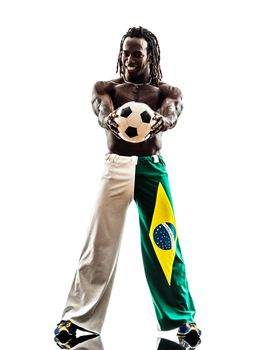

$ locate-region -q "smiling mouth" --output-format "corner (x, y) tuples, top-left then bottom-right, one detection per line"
(125, 65), (137, 72)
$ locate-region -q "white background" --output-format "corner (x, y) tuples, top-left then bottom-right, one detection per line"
(0, 1), (260, 349)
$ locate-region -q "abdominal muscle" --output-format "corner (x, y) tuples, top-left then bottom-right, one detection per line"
(105, 130), (163, 156)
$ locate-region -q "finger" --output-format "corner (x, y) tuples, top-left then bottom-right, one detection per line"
(111, 111), (118, 118)
(151, 119), (161, 128)
(152, 112), (161, 120)
(107, 116), (119, 130)
(108, 124), (121, 137)
(110, 120), (119, 128)
(151, 119), (163, 131)
(111, 129), (121, 139)
(109, 124), (119, 133)
(150, 123), (164, 136)
(149, 127), (158, 138)
(149, 130), (157, 139)
(155, 126), (163, 134)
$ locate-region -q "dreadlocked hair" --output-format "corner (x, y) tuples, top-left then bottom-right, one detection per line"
(116, 26), (162, 87)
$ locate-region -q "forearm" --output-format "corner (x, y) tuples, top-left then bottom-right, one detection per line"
(97, 100), (114, 129)
(160, 96), (183, 131)
(161, 104), (178, 131)
(98, 108), (110, 129)
(92, 82), (114, 129)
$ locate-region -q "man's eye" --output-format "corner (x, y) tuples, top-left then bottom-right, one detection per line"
(133, 52), (143, 58)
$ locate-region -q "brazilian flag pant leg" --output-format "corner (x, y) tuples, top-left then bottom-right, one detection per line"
(134, 156), (196, 330)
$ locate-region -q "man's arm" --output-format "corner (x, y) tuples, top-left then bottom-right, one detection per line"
(91, 81), (114, 128)
(150, 85), (183, 136)
(91, 81), (120, 137)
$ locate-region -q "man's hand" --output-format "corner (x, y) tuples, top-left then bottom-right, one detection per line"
(149, 112), (169, 138)
(105, 111), (121, 139)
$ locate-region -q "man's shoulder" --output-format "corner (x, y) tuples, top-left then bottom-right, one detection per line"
(93, 78), (123, 94)
(158, 81), (183, 99)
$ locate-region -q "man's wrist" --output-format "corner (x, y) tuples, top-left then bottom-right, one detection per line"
(103, 115), (110, 130)
(163, 114), (178, 130)
(98, 114), (110, 130)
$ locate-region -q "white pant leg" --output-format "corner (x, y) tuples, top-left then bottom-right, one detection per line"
(62, 154), (137, 333)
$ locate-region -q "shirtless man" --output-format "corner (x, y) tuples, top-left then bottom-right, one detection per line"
(93, 32), (180, 156)
(54, 27), (201, 348)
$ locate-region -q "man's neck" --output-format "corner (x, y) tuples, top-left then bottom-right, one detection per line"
(123, 74), (151, 85)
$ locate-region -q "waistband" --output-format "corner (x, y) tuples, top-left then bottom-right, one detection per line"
(105, 153), (164, 164)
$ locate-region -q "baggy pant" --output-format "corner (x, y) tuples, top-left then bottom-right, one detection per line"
(62, 153), (196, 333)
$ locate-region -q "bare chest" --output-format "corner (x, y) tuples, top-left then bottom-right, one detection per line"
(111, 83), (164, 111)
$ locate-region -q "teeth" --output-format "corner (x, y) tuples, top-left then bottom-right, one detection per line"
(127, 66), (136, 71)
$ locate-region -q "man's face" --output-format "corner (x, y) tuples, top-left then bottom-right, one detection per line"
(121, 37), (150, 80)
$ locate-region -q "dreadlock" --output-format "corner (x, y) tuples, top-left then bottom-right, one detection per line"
(116, 26), (162, 87)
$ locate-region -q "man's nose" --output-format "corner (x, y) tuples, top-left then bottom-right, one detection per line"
(127, 55), (135, 65)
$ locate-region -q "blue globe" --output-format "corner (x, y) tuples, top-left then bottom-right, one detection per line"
(153, 223), (176, 250)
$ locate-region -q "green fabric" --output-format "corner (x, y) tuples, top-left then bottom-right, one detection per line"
(134, 155), (195, 330)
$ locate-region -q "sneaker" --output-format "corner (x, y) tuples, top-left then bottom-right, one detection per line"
(54, 320), (77, 348)
(177, 323), (201, 337)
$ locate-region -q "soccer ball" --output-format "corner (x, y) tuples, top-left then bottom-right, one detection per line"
(115, 101), (155, 143)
